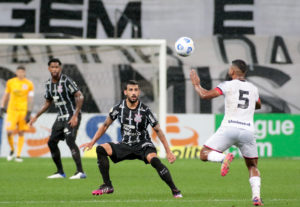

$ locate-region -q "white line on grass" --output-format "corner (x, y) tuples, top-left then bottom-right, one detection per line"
(0, 198), (298, 204)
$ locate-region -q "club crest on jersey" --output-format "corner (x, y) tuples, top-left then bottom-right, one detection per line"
(57, 85), (63, 93)
(22, 84), (28, 90)
(134, 114), (142, 123)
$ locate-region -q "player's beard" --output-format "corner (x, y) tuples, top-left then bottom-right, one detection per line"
(51, 72), (61, 81)
(128, 95), (138, 104)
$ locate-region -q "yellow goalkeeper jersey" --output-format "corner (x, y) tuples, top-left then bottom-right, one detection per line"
(5, 77), (34, 112)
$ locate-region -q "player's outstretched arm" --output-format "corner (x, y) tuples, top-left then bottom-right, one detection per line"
(29, 99), (52, 126)
(68, 90), (84, 128)
(80, 116), (113, 151)
(153, 124), (176, 164)
(190, 69), (221, 100)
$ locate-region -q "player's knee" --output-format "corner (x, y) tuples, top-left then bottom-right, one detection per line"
(65, 137), (76, 148)
(48, 139), (58, 149)
(200, 149), (208, 161)
(96, 145), (108, 157)
(150, 157), (163, 168)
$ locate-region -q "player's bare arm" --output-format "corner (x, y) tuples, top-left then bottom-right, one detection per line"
(255, 99), (261, 110)
(153, 124), (176, 164)
(29, 99), (52, 125)
(80, 116), (113, 151)
(68, 90), (84, 128)
(25, 92), (34, 123)
(190, 69), (221, 100)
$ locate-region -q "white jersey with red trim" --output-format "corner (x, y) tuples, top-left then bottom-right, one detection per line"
(216, 79), (259, 132)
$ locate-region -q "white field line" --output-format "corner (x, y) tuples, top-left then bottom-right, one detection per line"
(0, 198), (298, 204)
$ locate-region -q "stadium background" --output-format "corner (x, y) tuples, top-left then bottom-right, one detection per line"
(0, 0), (300, 159)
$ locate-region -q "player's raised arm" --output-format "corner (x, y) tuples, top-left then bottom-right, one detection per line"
(29, 99), (52, 125)
(190, 69), (221, 100)
(80, 116), (113, 151)
(153, 124), (176, 164)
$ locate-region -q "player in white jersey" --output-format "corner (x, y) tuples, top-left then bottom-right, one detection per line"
(190, 59), (263, 206)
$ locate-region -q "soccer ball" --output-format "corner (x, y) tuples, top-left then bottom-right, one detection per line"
(175, 37), (195, 57)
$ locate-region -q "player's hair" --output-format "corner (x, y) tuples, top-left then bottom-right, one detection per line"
(232, 59), (248, 73)
(124, 80), (139, 90)
(16, 65), (25, 71)
(48, 58), (62, 66)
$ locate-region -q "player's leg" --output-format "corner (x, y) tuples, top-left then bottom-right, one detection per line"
(6, 131), (15, 161)
(65, 123), (86, 179)
(147, 152), (182, 198)
(92, 143), (114, 195)
(5, 111), (18, 161)
(47, 121), (65, 178)
(15, 112), (28, 162)
(245, 158), (263, 206)
(237, 130), (263, 206)
(201, 127), (235, 176)
(15, 131), (25, 162)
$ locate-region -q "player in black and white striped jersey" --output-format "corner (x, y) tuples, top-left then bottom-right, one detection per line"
(30, 58), (86, 180)
(80, 80), (182, 198)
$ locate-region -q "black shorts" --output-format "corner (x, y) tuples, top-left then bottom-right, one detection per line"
(108, 141), (157, 164)
(49, 115), (81, 142)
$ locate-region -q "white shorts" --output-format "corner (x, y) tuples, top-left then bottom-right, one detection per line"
(204, 126), (258, 158)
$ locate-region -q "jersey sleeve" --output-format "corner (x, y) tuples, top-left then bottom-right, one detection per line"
(146, 107), (158, 127)
(66, 77), (79, 95)
(44, 83), (53, 101)
(109, 105), (119, 121)
(216, 81), (227, 95)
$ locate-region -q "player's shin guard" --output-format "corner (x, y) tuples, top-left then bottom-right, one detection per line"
(150, 157), (177, 190)
(66, 139), (83, 173)
(96, 146), (112, 186)
(48, 140), (64, 174)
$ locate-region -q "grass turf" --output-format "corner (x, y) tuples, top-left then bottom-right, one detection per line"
(0, 157), (299, 207)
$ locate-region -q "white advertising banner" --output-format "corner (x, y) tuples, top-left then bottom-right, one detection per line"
(0, 113), (214, 158)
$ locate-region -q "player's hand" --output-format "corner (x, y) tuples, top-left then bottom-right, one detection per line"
(25, 111), (31, 123)
(166, 151), (176, 164)
(68, 115), (78, 128)
(0, 107), (6, 118)
(29, 116), (37, 126)
(190, 69), (201, 86)
(79, 142), (94, 151)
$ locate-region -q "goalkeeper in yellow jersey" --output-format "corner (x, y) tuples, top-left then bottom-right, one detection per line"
(0, 66), (34, 162)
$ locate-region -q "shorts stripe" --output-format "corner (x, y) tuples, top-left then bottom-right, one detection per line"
(203, 145), (223, 153)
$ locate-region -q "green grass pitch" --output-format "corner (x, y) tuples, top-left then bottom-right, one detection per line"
(0, 157), (299, 207)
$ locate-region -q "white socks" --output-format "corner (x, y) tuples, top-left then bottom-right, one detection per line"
(249, 176), (261, 199)
(207, 151), (226, 162)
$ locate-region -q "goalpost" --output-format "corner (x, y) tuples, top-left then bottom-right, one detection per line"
(0, 38), (167, 156)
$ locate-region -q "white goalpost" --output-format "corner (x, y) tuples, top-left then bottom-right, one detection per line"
(0, 38), (167, 156)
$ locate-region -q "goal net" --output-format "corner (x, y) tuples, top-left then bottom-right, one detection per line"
(0, 38), (167, 157)
(0, 38), (167, 126)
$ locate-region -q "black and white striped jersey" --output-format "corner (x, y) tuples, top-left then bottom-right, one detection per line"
(109, 100), (158, 145)
(44, 74), (80, 121)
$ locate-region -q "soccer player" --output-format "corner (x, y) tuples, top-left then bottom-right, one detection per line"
(0, 66), (34, 162)
(80, 80), (182, 198)
(29, 58), (86, 179)
(190, 60), (263, 206)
